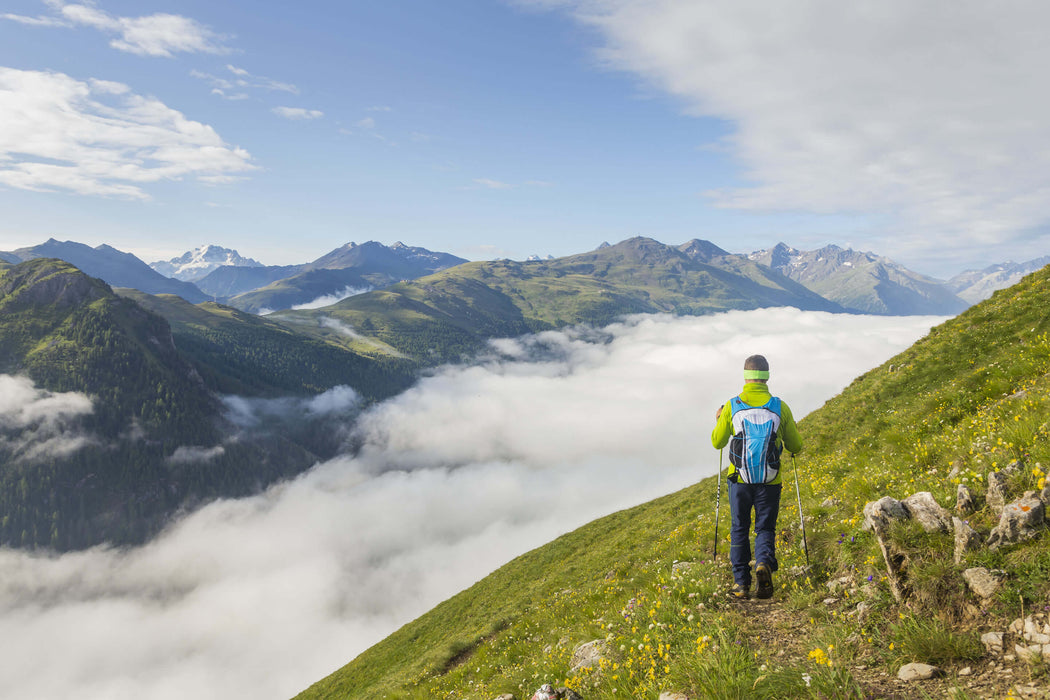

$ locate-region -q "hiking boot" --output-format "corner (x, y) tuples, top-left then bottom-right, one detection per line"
(755, 563), (774, 599)
(730, 583), (750, 600)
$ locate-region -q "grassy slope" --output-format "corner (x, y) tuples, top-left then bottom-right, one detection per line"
(296, 264), (1050, 699)
(278, 238), (842, 365)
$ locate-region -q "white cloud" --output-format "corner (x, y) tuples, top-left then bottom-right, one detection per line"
(51, 1), (229, 57)
(271, 106), (324, 120)
(0, 67), (255, 199)
(355, 117), (376, 129)
(290, 285), (371, 310)
(531, 0), (1050, 269)
(0, 374), (95, 460)
(0, 310), (941, 700)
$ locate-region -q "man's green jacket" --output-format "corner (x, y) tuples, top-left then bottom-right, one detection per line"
(711, 382), (803, 485)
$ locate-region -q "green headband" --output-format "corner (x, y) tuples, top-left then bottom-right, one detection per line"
(743, 369), (770, 380)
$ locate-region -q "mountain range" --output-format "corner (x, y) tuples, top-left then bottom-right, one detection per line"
(945, 256), (1050, 303)
(7, 236), (1045, 320)
(1, 234), (1047, 550)
(749, 242), (969, 315)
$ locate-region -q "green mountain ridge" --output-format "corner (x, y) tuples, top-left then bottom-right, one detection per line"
(295, 263), (1050, 699)
(276, 237), (845, 364)
(0, 259), (417, 549)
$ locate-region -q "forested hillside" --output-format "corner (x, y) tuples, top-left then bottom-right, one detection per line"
(0, 260), (416, 549)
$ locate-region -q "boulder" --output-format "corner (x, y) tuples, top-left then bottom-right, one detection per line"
(953, 517), (982, 564)
(494, 695), (516, 700)
(659, 694), (691, 700)
(897, 662), (942, 681)
(863, 496), (908, 535)
(902, 492), (952, 532)
(987, 492), (1046, 549)
(963, 567), (1001, 600)
(956, 484), (975, 515)
(570, 640), (606, 672)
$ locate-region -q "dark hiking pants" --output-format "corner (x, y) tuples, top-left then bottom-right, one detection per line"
(728, 480), (782, 589)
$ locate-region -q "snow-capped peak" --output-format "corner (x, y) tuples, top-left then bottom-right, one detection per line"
(150, 245), (263, 281)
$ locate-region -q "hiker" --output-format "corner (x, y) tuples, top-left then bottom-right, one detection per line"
(711, 354), (803, 599)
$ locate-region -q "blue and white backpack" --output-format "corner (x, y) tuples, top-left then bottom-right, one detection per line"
(728, 396), (782, 484)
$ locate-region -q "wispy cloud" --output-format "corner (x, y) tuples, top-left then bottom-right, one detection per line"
(471, 178), (552, 190)
(4, 1), (231, 57)
(532, 0), (1050, 269)
(0, 310), (941, 700)
(272, 106), (324, 121)
(0, 67), (255, 199)
(473, 178), (514, 190)
(191, 64), (299, 100)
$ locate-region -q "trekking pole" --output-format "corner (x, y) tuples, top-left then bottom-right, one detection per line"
(713, 448), (723, 559)
(792, 453), (809, 566)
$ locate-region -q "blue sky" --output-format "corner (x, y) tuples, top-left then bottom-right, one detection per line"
(2, 1), (1050, 277)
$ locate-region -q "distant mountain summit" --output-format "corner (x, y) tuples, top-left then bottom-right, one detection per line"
(749, 242), (968, 315)
(224, 240), (468, 314)
(948, 256), (1050, 304)
(2, 239), (209, 303)
(150, 245), (263, 281)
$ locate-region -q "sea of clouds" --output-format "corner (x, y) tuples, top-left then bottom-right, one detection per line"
(0, 309), (944, 700)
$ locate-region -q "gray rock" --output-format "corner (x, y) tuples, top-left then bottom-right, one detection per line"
(1015, 643), (1045, 663)
(570, 639), (605, 672)
(903, 491), (952, 532)
(963, 567), (1002, 599)
(987, 493), (1046, 549)
(1042, 484), (1050, 506)
(494, 695), (516, 700)
(659, 693), (691, 700)
(953, 517), (982, 564)
(821, 497), (841, 508)
(981, 631), (1004, 653)
(863, 496), (908, 535)
(898, 662), (942, 681)
(957, 484), (976, 515)
(530, 685), (556, 700)
(987, 470), (1011, 512)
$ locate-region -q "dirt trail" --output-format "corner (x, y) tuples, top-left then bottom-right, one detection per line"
(726, 596), (1041, 699)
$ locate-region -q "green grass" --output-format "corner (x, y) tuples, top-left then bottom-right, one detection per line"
(295, 264), (1050, 699)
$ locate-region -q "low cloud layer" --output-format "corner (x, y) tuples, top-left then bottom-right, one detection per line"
(533, 0), (1050, 271)
(291, 286), (372, 310)
(0, 310), (942, 699)
(0, 374), (94, 461)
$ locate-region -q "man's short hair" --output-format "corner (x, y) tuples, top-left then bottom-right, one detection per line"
(744, 355), (769, 372)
